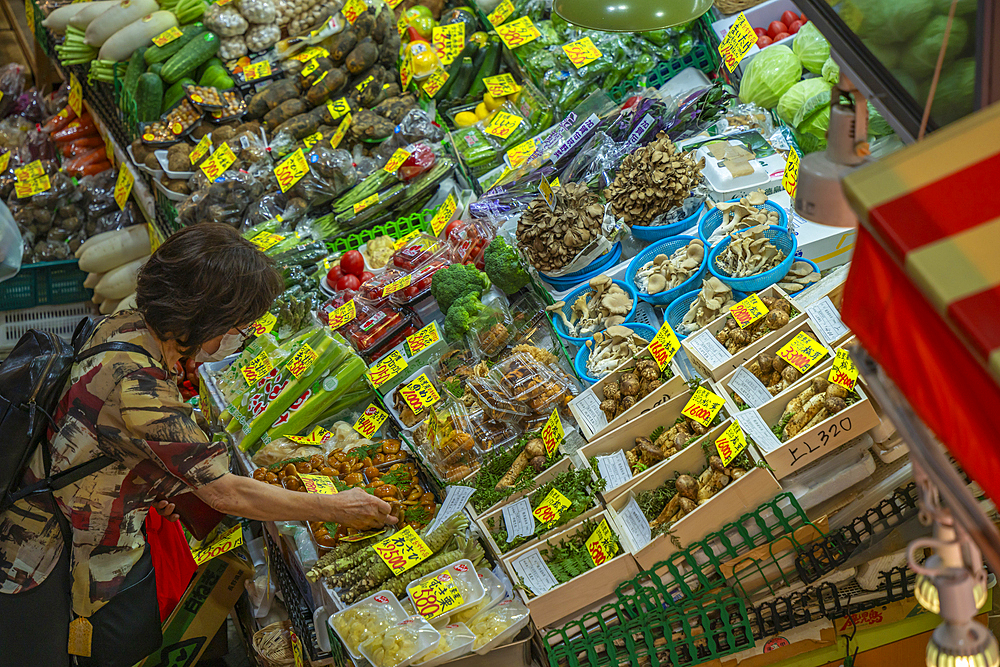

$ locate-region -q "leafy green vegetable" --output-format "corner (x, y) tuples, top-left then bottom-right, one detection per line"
(933, 58), (976, 125)
(821, 58), (840, 85)
(792, 22), (831, 75)
(851, 0), (934, 44)
(793, 90), (834, 152)
(901, 15), (969, 79)
(777, 78), (832, 125)
(738, 45), (801, 109)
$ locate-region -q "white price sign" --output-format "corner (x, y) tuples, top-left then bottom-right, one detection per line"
(735, 408), (783, 453)
(806, 297), (850, 344)
(596, 450), (632, 489)
(686, 330), (731, 367)
(424, 486), (475, 535)
(729, 367), (774, 408)
(502, 497), (535, 543)
(617, 496), (651, 550)
(570, 388), (609, 436)
(511, 549), (559, 596)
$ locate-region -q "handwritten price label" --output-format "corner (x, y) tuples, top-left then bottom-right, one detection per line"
(14, 174), (50, 198)
(301, 58), (320, 77)
(200, 143), (236, 181)
(366, 350), (408, 388)
(18, 160), (45, 179)
(400, 373), (440, 415)
(406, 323), (440, 356)
(287, 426), (333, 447)
(287, 343), (318, 379)
(329, 113), (351, 149)
(483, 73), (520, 98)
(506, 138), (536, 168)
(432, 23), (465, 66)
(393, 229), (422, 251)
(397, 15), (407, 36)
(374, 525), (433, 575)
(400, 54), (413, 89)
(715, 420), (748, 466)
(380, 274), (411, 298)
(274, 148), (310, 193)
(585, 519), (618, 566)
(68, 73), (83, 118)
(483, 111), (522, 140)
(383, 148), (411, 174)
(240, 351), (274, 385)
(326, 97), (351, 120)
(533, 488), (571, 524)
(783, 147), (800, 198)
(190, 524), (243, 566)
(353, 403), (389, 437)
(290, 631), (304, 667)
(353, 192), (380, 215)
(328, 299), (356, 329)
(250, 312), (276, 336)
(829, 348), (858, 391)
(680, 386), (725, 426)
(190, 135), (211, 164)
(0, 152), (10, 173)
(354, 74), (375, 94)
(298, 473), (338, 494)
(487, 0), (514, 26)
(648, 321), (680, 370)
(303, 131), (324, 150)
(411, 571), (464, 619)
(562, 36), (602, 68)
(243, 60), (272, 81)
(114, 168), (133, 210)
(289, 46), (328, 62)
(430, 194), (456, 236)
(541, 407), (564, 457)
(342, 0), (367, 23)
(152, 26), (183, 46)
(730, 293), (769, 328)
(496, 16), (540, 50)
(421, 68), (449, 98)
(249, 231), (285, 251)
(776, 332), (828, 373)
(718, 12), (756, 72)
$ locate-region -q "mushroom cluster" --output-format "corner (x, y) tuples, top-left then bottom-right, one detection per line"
(649, 457), (747, 529)
(743, 349), (804, 400)
(604, 132), (705, 227)
(706, 190), (781, 246)
(678, 277), (738, 335)
(516, 181), (604, 273)
(778, 261), (822, 294)
(546, 275), (633, 337)
(635, 239), (705, 295)
(585, 325), (650, 378)
(715, 225), (786, 278)
(597, 356), (664, 422)
(714, 295), (794, 353)
(626, 414), (708, 471)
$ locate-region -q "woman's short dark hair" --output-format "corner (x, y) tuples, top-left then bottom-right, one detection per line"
(136, 223), (283, 356)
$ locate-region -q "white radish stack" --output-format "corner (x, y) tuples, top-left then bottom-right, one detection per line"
(77, 225), (151, 313)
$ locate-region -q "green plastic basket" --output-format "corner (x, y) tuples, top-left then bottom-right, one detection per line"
(1, 260), (92, 311)
(324, 204), (440, 255)
(28, 0), (50, 56)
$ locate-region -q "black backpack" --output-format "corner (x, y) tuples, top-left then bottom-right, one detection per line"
(0, 317), (152, 511)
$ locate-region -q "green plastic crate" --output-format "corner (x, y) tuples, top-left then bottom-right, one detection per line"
(27, 0), (50, 57)
(1, 260), (92, 311)
(324, 204), (440, 255)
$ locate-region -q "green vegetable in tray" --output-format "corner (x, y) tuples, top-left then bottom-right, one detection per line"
(444, 293), (485, 341)
(738, 45), (801, 109)
(430, 263), (490, 313)
(483, 237), (529, 295)
(792, 22), (831, 75)
(777, 78), (831, 125)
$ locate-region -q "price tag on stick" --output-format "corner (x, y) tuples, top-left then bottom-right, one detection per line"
(533, 488), (571, 524)
(190, 524), (243, 566)
(113, 168), (133, 210)
(648, 321), (681, 370)
(328, 299), (357, 329)
(562, 36), (602, 68)
(783, 147), (800, 198)
(405, 323), (439, 355)
(541, 408), (563, 457)
(274, 148), (310, 192)
(250, 312), (277, 336)
(430, 194), (456, 236)
(373, 525), (433, 575)
(715, 421), (748, 466)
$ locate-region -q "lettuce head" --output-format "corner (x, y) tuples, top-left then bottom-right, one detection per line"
(851, 0), (934, 44)
(738, 45), (802, 109)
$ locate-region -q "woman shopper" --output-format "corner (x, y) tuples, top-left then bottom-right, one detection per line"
(0, 223), (395, 667)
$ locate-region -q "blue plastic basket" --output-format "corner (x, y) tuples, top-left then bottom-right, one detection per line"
(630, 203), (706, 242)
(540, 243), (622, 292)
(665, 287), (748, 341)
(625, 235), (708, 307)
(708, 225), (798, 292)
(780, 257), (820, 296)
(698, 201), (789, 247)
(574, 323), (659, 385)
(551, 279), (640, 345)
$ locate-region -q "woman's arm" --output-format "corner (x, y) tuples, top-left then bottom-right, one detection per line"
(194, 473), (398, 530)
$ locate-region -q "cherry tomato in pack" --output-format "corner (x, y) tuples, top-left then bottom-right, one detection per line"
(337, 274), (362, 290)
(780, 10), (799, 27)
(398, 142), (436, 181)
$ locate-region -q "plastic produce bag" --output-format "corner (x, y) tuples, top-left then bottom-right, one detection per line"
(245, 23), (280, 51)
(238, 0), (276, 23)
(738, 45), (802, 109)
(0, 199), (21, 282)
(0, 64), (26, 118)
(286, 147), (357, 206)
(219, 35), (248, 59)
(205, 4), (249, 36)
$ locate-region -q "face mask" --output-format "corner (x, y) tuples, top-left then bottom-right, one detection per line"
(195, 332), (244, 363)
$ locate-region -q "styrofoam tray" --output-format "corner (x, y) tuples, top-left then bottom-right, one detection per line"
(154, 149), (195, 179)
(127, 145), (163, 178)
(152, 178), (187, 201)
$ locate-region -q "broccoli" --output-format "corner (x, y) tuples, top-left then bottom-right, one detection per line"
(430, 263), (490, 313)
(444, 293), (486, 341)
(483, 237), (530, 295)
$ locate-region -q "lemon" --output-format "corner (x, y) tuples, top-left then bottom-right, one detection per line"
(454, 111), (479, 127)
(483, 92), (504, 111)
(474, 102), (489, 119)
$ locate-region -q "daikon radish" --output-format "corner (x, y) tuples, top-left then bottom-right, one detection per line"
(76, 228), (123, 258)
(99, 11), (177, 61)
(100, 298), (122, 315)
(84, 272), (104, 289)
(85, 0), (160, 47)
(42, 3), (104, 33)
(95, 255), (147, 301)
(79, 225), (150, 273)
(92, 292), (105, 305)
(115, 293), (137, 312)
(68, 1), (122, 30)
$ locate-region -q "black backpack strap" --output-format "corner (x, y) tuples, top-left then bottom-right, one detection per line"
(77, 341), (160, 366)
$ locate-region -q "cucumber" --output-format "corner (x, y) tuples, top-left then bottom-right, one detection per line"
(144, 23), (205, 65)
(468, 38), (500, 98)
(136, 73), (164, 122)
(448, 58), (476, 101)
(433, 42), (478, 101)
(162, 77), (195, 114)
(199, 64), (234, 89)
(123, 47), (148, 99)
(196, 56), (224, 80)
(161, 33), (221, 84)
(148, 62), (163, 77)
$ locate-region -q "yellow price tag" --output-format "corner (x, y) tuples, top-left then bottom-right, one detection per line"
(483, 111), (522, 140)
(290, 46), (328, 62)
(829, 348), (858, 391)
(326, 97), (351, 120)
(585, 519), (619, 566)
(274, 148), (310, 193)
(730, 293), (769, 329)
(399, 373), (440, 415)
(397, 15), (407, 36)
(538, 174), (555, 210)
(483, 73), (520, 98)
(541, 407), (563, 457)
(353, 192), (380, 215)
(393, 229), (422, 251)
(303, 131), (324, 150)
(200, 143), (236, 181)
(533, 488), (571, 524)
(432, 23), (465, 66)
(354, 74), (375, 92)
(366, 350), (408, 388)
(421, 69), (449, 98)
(105, 133), (115, 164)
(190, 135), (211, 164)
(718, 12), (756, 72)
(383, 148), (411, 173)
(487, 0), (514, 26)
(190, 525), (243, 566)
(329, 113), (351, 149)
(353, 403), (389, 438)
(301, 58), (320, 77)
(410, 572), (464, 619)
(0, 152), (10, 173)
(495, 16), (540, 50)
(114, 168), (133, 210)
(249, 231), (285, 251)
(373, 525), (433, 575)
(405, 322), (440, 356)
(506, 138), (536, 168)
(19, 160), (45, 179)
(287, 343), (318, 379)
(400, 54), (413, 90)
(647, 321), (680, 370)
(342, 0), (367, 23)
(387, 0), (403, 7)
(14, 174), (50, 198)
(715, 420), (748, 466)
(551, 177), (561, 188)
(288, 427), (334, 448)
(776, 332), (828, 373)
(328, 299), (357, 329)
(25, 0), (34, 34)
(68, 73), (83, 119)
(289, 631), (304, 667)
(240, 351), (274, 385)
(562, 36), (602, 68)
(152, 26), (183, 46)
(249, 312), (276, 336)
(243, 60), (272, 81)
(783, 148), (800, 198)
(430, 194), (456, 236)
(680, 386), (725, 427)
(380, 274), (411, 298)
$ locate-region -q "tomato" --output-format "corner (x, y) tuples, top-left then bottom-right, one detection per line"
(404, 285), (419, 298)
(757, 35), (773, 47)
(773, 32), (790, 41)
(340, 250), (365, 277)
(787, 20), (803, 33)
(800, 12), (807, 22)
(781, 11), (799, 28)
(754, 26), (767, 37)
(443, 219), (464, 240)
(336, 274), (361, 290)
(326, 265), (342, 285)
(767, 21), (787, 38)
(359, 271), (374, 283)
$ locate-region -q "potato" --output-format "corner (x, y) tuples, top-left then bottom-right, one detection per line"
(189, 123), (212, 140)
(165, 179), (190, 194)
(144, 153), (160, 171)
(212, 126), (235, 147)
(131, 139), (150, 164)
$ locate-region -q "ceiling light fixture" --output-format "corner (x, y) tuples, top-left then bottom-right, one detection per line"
(553, 0), (712, 32)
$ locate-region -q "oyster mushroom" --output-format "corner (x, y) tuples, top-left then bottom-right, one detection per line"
(586, 326), (651, 378)
(601, 287), (633, 317)
(546, 301), (574, 333)
(678, 277), (738, 335)
(634, 238), (705, 295)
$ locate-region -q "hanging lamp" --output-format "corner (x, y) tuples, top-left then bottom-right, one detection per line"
(552, 0), (712, 32)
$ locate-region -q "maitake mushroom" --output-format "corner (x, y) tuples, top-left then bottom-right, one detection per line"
(549, 275), (633, 337)
(715, 225), (785, 279)
(678, 277), (738, 335)
(585, 325), (650, 378)
(604, 132), (705, 227)
(778, 261), (821, 294)
(516, 181), (604, 273)
(635, 239), (705, 295)
(706, 190), (781, 246)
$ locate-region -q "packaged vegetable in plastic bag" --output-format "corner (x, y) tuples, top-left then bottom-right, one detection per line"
(245, 24), (281, 52)
(238, 0), (276, 23)
(0, 64), (26, 118)
(0, 200), (22, 281)
(205, 3), (249, 36)
(287, 146), (357, 206)
(738, 45), (802, 109)
(792, 22), (831, 75)
(219, 35), (248, 59)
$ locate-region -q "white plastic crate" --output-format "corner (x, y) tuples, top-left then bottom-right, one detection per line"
(1, 302), (94, 355)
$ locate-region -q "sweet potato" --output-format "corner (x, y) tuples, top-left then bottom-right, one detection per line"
(265, 98), (310, 128)
(246, 79), (300, 118)
(306, 68), (348, 107)
(353, 10), (376, 41)
(346, 38), (379, 74)
(329, 28), (357, 63)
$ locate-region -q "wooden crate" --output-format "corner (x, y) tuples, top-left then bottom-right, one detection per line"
(476, 491), (602, 563)
(466, 455), (574, 523)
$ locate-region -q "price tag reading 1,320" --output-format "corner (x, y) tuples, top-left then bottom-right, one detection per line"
(366, 350), (408, 388)
(287, 343), (318, 379)
(484, 111), (522, 140)
(730, 293), (769, 328)
(495, 16), (541, 49)
(411, 572), (464, 620)
(533, 488), (571, 525)
(715, 420), (748, 466)
(648, 321), (680, 370)
(776, 332), (828, 373)
(541, 408), (564, 457)
(680, 386), (726, 427)
(353, 403), (389, 438)
(373, 525), (433, 575)
(274, 148), (310, 192)
(829, 348), (858, 391)
(562, 36), (602, 68)
(585, 519), (619, 566)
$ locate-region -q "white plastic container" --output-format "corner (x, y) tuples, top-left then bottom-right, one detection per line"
(446, 567), (506, 626)
(329, 590), (407, 662)
(413, 623), (476, 666)
(467, 598), (532, 655)
(359, 615), (441, 667)
(406, 559), (486, 622)
(127, 145), (163, 178)
(360, 240), (392, 275)
(152, 178), (188, 202)
(154, 149), (195, 179)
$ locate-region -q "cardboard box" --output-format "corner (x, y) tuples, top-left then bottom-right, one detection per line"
(712, 356), (834, 418)
(682, 285), (804, 381)
(139, 551), (252, 667)
(568, 352), (686, 441)
(606, 423), (781, 569)
(502, 511), (641, 629)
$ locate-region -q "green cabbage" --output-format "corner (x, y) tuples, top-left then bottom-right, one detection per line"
(863, 40), (901, 69)
(738, 45), (802, 109)
(792, 22), (830, 74)
(821, 58), (840, 84)
(901, 16), (969, 79)
(851, 0), (934, 44)
(793, 90), (832, 152)
(867, 103), (893, 137)
(933, 0), (976, 16)
(777, 78), (832, 125)
(933, 58), (975, 125)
